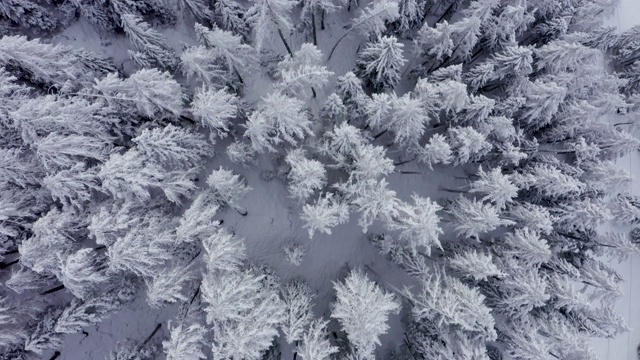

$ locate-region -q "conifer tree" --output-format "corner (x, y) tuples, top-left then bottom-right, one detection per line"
(121, 14), (177, 70)
(285, 149), (327, 202)
(207, 167), (251, 216)
(245, 0), (297, 54)
(356, 36), (406, 91)
(331, 270), (400, 360)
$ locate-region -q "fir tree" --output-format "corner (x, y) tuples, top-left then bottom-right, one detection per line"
(356, 36), (406, 91)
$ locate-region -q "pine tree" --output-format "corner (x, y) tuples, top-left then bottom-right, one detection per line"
(42, 164), (101, 210)
(207, 167), (252, 215)
(146, 262), (197, 308)
(107, 227), (173, 277)
(190, 86), (239, 137)
(503, 228), (551, 267)
(54, 279), (136, 334)
(276, 43), (333, 98)
(132, 125), (211, 169)
(202, 269), (285, 360)
(297, 319), (339, 360)
(418, 134), (453, 169)
(301, 193), (350, 238)
(202, 228), (246, 272)
(194, 23), (256, 84)
(285, 148), (327, 202)
(356, 36), (406, 91)
(177, 190), (222, 243)
(180, 46), (228, 86)
(99, 150), (198, 203)
(163, 321), (207, 360)
(280, 279), (314, 344)
(176, 0), (215, 23)
(245, 0), (297, 54)
(244, 92), (312, 152)
(92, 69), (186, 119)
(331, 270), (400, 359)
(59, 248), (110, 299)
(468, 167), (518, 210)
(448, 249), (503, 281)
(213, 0), (247, 35)
(121, 14), (177, 70)
(388, 194), (443, 255)
(0, 0), (57, 31)
(447, 196), (513, 239)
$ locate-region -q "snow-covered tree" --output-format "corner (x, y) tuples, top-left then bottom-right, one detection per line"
(448, 249), (503, 281)
(503, 228), (551, 267)
(202, 228), (246, 272)
(468, 166), (518, 210)
(163, 322), (207, 360)
(180, 46), (227, 85)
(213, 0), (247, 35)
(418, 133), (453, 169)
(92, 69), (186, 119)
(33, 132), (112, 172)
(554, 198), (613, 233)
(201, 269), (285, 360)
(226, 141), (257, 165)
(146, 262), (197, 308)
(300, 0), (340, 44)
(388, 194), (443, 255)
(285, 149), (327, 201)
(190, 87), (239, 137)
(331, 270), (400, 360)
(0, 35), (109, 87)
(244, 92), (312, 152)
(59, 248), (110, 299)
(107, 228), (173, 277)
(610, 194), (640, 225)
(245, 0), (297, 53)
(207, 167), (251, 215)
(277, 43), (333, 98)
(297, 319), (339, 360)
(99, 150), (198, 203)
(194, 23), (256, 83)
(54, 279), (136, 334)
(133, 125), (210, 169)
(348, 178), (401, 232)
(301, 193), (350, 238)
(23, 309), (64, 355)
(121, 14), (177, 69)
(0, 0), (57, 31)
(176, 0), (215, 23)
(0, 149), (43, 189)
(177, 190), (222, 243)
(42, 164), (101, 209)
(280, 279), (314, 344)
(506, 202), (554, 235)
(327, 0), (400, 60)
(356, 36), (406, 91)
(447, 127), (493, 165)
(447, 196), (513, 239)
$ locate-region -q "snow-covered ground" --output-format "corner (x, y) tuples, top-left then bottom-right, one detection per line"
(594, 3), (640, 359)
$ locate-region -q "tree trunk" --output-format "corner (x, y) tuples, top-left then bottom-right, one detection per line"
(311, 12), (318, 46)
(277, 28), (294, 57)
(234, 207), (248, 216)
(438, 186), (466, 193)
(373, 129), (388, 139)
(0, 258), (19, 269)
(1, 249), (19, 256)
(394, 156), (417, 166)
(41, 284), (65, 295)
(321, 9), (326, 30)
(49, 352), (61, 360)
(139, 323), (162, 350)
(233, 67), (244, 84)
